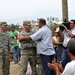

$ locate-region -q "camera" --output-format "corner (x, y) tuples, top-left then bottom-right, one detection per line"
(59, 19), (70, 31)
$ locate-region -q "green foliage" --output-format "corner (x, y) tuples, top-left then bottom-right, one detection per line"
(6, 23), (20, 30)
(47, 25), (53, 31)
(47, 16), (59, 26)
(47, 16), (61, 31)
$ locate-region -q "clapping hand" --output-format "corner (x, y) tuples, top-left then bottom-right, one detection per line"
(48, 59), (59, 71)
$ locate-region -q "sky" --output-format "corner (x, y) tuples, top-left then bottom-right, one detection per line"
(0, 0), (75, 25)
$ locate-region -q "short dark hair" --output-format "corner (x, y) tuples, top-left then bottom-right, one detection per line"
(10, 25), (15, 29)
(39, 18), (46, 25)
(67, 38), (75, 56)
(70, 19), (75, 24)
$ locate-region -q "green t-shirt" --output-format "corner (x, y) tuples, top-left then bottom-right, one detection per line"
(8, 30), (19, 47)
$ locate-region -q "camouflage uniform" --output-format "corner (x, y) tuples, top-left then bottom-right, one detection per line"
(0, 56), (2, 75)
(32, 26), (44, 75)
(19, 30), (37, 75)
(0, 31), (11, 75)
(32, 26), (39, 33)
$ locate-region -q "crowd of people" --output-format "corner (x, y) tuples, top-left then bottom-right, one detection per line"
(0, 18), (75, 75)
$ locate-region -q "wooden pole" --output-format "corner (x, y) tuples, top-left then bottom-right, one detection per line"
(62, 0), (68, 21)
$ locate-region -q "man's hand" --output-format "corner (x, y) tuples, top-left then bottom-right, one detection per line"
(61, 25), (69, 31)
(62, 25), (75, 38)
(48, 60), (59, 71)
(48, 60), (61, 75)
(18, 36), (31, 41)
(58, 61), (64, 73)
(18, 36), (25, 41)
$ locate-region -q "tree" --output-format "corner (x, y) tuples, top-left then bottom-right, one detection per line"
(62, 0), (68, 21)
(47, 16), (60, 30)
(47, 16), (59, 26)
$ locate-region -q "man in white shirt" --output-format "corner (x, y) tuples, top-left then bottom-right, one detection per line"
(19, 18), (55, 75)
(48, 38), (75, 75)
(58, 20), (75, 68)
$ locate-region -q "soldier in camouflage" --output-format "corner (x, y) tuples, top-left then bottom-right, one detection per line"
(0, 22), (11, 75)
(32, 22), (44, 75)
(19, 20), (37, 75)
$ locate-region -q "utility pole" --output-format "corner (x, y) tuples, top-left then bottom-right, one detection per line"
(62, 0), (68, 21)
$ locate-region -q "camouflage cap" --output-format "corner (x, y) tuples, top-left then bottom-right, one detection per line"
(0, 22), (7, 26)
(23, 20), (31, 26)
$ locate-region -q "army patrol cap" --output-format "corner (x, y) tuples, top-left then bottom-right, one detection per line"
(23, 20), (31, 26)
(0, 22), (7, 26)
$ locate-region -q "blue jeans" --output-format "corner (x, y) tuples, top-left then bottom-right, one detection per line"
(13, 46), (19, 62)
(40, 54), (56, 75)
(61, 48), (70, 68)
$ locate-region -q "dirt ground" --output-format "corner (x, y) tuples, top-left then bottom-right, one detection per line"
(10, 61), (20, 75)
